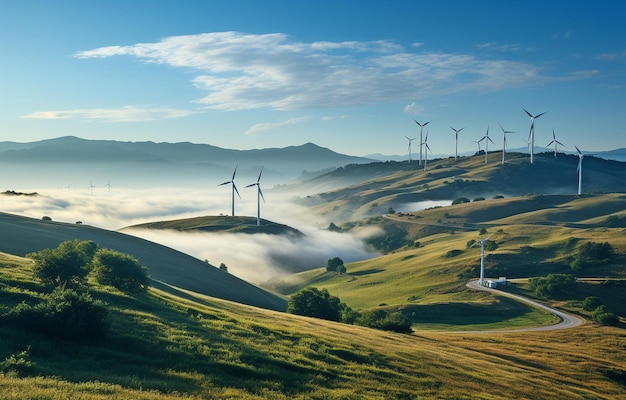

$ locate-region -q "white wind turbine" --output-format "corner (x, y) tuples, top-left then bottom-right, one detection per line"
(575, 145), (584, 195)
(450, 127), (465, 161)
(105, 179), (112, 192)
(523, 108), (546, 164)
(413, 120), (431, 165)
(479, 126), (494, 164)
(218, 165), (241, 217)
(245, 167), (265, 226)
(546, 128), (565, 158)
(88, 180), (96, 195)
(422, 132), (432, 171)
(498, 122), (514, 165)
(405, 136), (417, 163)
(473, 139), (483, 154)
(471, 237), (491, 286)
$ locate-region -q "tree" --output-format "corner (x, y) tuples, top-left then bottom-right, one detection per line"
(92, 249), (149, 292)
(327, 222), (342, 232)
(592, 305), (619, 326)
(356, 309), (412, 333)
(219, 263), (228, 272)
(326, 257), (345, 273)
(452, 197), (470, 205)
(28, 240), (97, 287)
(529, 274), (576, 297)
(571, 241), (614, 271)
(287, 287), (342, 322)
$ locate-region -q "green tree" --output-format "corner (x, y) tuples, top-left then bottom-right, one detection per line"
(582, 296), (602, 311)
(452, 197), (470, 205)
(219, 263), (228, 272)
(287, 287), (343, 322)
(571, 241), (614, 271)
(28, 240), (97, 287)
(529, 274), (576, 298)
(92, 249), (149, 292)
(356, 309), (412, 333)
(326, 257), (345, 273)
(592, 305), (619, 326)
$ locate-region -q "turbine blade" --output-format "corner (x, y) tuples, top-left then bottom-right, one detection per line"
(423, 120), (432, 127)
(575, 145), (582, 155)
(232, 165), (238, 180)
(523, 108), (533, 118)
(258, 186), (265, 202)
(233, 183), (241, 199)
(244, 183), (257, 188)
(535, 111), (547, 118)
(257, 167), (264, 183)
(218, 181), (231, 186)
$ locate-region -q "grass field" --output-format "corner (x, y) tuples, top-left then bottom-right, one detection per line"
(1, 252), (625, 399)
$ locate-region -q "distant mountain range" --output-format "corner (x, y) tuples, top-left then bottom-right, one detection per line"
(0, 136), (373, 189)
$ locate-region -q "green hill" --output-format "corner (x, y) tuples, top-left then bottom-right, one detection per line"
(123, 215), (303, 236)
(1, 252), (625, 399)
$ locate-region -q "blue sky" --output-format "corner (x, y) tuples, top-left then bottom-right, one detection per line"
(1, 0), (625, 157)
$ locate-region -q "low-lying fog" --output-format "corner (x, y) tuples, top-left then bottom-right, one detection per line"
(2, 186), (384, 284)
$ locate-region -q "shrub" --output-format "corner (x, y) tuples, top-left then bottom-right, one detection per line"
(592, 305), (619, 326)
(356, 309), (412, 333)
(570, 241), (614, 271)
(7, 287), (109, 342)
(529, 274), (576, 298)
(28, 240), (97, 287)
(473, 197), (485, 202)
(444, 249), (463, 258)
(326, 257), (345, 273)
(0, 347), (34, 376)
(92, 249), (150, 292)
(287, 288), (343, 322)
(452, 197), (470, 205)
(582, 296), (602, 311)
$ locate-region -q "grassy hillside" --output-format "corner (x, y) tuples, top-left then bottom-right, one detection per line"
(274, 194), (626, 328)
(123, 215), (303, 236)
(0, 212), (286, 311)
(1, 252), (625, 399)
(291, 152), (626, 224)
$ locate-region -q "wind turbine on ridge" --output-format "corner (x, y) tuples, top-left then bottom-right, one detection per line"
(479, 126), (494, 164)
(404, 136), (417, 163)
(413, 120), (431, 165)
(245, 167), (265, 226)
(471, 237), (491, 286)
(450, 127), (465, 161)
(498, 122), (514, 165)
(575, 146), (584, 195)
(523, 108), (546, 164)
(422, 132), (432, 171)
(473, 139), (483, 154)
(546, 128), (565, 158)
(218, 165), (241, 217)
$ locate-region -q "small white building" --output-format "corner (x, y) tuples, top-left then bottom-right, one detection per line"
(486, 277), (509, 289)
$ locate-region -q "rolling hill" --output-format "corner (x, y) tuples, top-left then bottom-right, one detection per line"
(0, 212), (287, 311)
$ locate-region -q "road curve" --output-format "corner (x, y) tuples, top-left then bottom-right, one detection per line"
(464, 280), (584, 333)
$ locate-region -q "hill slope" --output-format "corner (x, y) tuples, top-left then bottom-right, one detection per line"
(0, 212), (286, 311)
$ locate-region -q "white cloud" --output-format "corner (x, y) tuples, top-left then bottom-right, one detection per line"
(244, 116), (311, 136)
(76, 31), (550, 111)
(403, 102), (423, 115)
(22, 105), (196, 122)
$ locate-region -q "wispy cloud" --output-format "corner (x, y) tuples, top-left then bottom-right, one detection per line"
(22, 105), (196, 122)
(244, 116), (310, 136)
(76, 31), (551, 111)
(597, 50), (626, 61)
(475, 42), (522, 52)
(552, 30), (574, 40)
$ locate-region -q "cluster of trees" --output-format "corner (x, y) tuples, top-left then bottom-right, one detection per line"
(287, 287), (412, 333)
(570, 241), (614, 271)
(582, 296), (620, 326)
(326, 257), (346, 273)
(3, 240), (149, 342)
(529, 274), (576, 298)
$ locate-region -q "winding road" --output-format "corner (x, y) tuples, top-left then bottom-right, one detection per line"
(464, 280), (584, 333)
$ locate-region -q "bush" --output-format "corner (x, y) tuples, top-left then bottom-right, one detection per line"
(529, 274), (576, 298)
(452, 197), (470, 205)
(287, 288), (343, 322)
(592, 305), (619, 326)
(570, 241), (614, 271)
(0, 347), (34, 376)
(7, 287), (109, 342)
(444, 249), (463, 258)
(356, 309), (412, 333)
(582, 296), (602, 311)
(326, 257), (345, 273)
(28, 240), (97, 287)
(92, 249), (150, 292)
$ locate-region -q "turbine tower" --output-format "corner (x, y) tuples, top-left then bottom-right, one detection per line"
(575, 146), (584, 195)
(450, 127), (465, 161)
(546, 128), (565, 158)
(245, 167), (265, 226)
(523, 108), (546, 164)
(422, 132), (432, 171)
(88, 180), (95, 195)
(473, 140), (483, 154)
(218, 165), (241, 217)
(413, 120), (431, 165)
(405, 136), (417, 163)
(105, 179), (112, 192)
(479, 126), (494, 164)
(472, 237), (491, 286)
(498, 122), (514, 165)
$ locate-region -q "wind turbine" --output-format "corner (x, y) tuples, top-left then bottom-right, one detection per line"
(405, 136), (417, 163)
(218, 165), (241, 217)
(471, 237), (491, 286)
(575, 145), (584, 195)
(479, 126), (494, 164)
(546, 128), (565, 158)
(450, 127), (465, 160)
(498, 122), (514, 165)
(245, 167), (265, 226)
(473, 139), (483, 154)
(422, 132), (432, 171)
(413, 120), (431, 165)
(105, 179), (112, 192)
(88, 180), (95, 195)
(523, 108), (546, 164)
